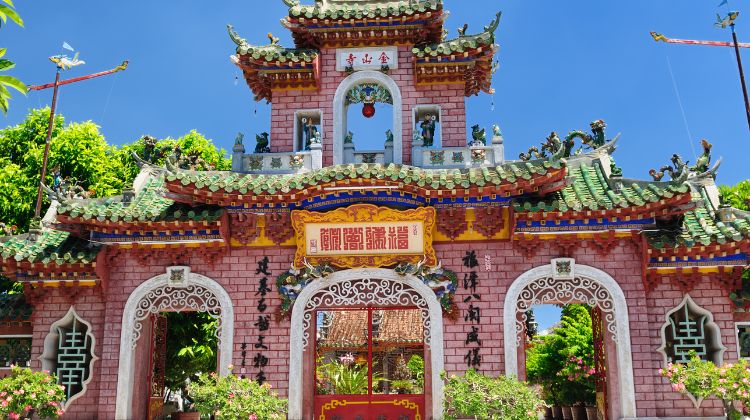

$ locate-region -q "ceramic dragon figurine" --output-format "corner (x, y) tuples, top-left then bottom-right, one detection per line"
(254, 132), (270, 153)
(519, 132), (562, 161)
(565, 119), (607, 150)
(649, 154), (689, 182)
(690, 139), (712, 174)
(470, 125), (486, 146)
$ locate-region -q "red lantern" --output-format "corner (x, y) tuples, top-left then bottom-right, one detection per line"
(362, 102), (376, 118)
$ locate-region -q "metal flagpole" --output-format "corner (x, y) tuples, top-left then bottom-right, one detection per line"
(29, 57), (128, 219)
(730, 23), (750, 130)
(34, 68), (62, 218)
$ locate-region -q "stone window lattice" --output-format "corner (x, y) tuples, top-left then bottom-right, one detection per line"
(41, 307), (97, 406)
(660, 295), (724, 365)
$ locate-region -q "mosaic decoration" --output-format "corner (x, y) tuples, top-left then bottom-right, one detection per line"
(361, 153), (378, 164)
(462, 250), (482, 368)
(276, 261), (457, 319)
(247, 155), (263, 171)
(345, 83), (393, 106)
(56, 316), (93, 402)
(289, 154), (305, 169)
(451, 152), (464, 163)
(470, 148), (486, 164)
(429, 150), (445, 165)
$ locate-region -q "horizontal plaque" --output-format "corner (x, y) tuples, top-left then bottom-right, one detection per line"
(335, 47), (398, 71)
(291, 204), (436, 268)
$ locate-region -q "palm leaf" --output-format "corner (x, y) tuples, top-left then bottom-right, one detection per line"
(0, 0), (14, 7)
(0, 48), (5, 59)
(0, 4), (23, 27)
(0, 75), (26, 94)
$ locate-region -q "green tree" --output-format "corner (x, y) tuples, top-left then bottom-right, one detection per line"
(164, 312), (218, 390)
(719, 180), (750, 211)
(0, 0), (26, 114)
(525, 304), (596, 406)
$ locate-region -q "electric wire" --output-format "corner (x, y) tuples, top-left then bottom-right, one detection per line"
(665, 55), (698, 161)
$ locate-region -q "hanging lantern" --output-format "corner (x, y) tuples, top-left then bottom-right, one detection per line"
(361, 86), (376, 118)
(362, 102), (376, 118)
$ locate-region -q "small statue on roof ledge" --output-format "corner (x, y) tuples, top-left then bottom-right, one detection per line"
(457, 23), (469, 37)
(254, 132), (270, 153)
(267, 32), (280, 46)
(690, 139), (712, 174)
(470, 124), (486, 146)
(344, 131), (354, 144)
(649, 153), (688, 182)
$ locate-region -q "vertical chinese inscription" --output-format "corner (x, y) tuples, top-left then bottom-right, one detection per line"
(254, 256), (273, 383)
(462, 251), (482, 368)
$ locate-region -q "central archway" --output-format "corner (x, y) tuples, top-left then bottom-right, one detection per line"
(333, 71), (403, 165)
(288, 268), (445, 420)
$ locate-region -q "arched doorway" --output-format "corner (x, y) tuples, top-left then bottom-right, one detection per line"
(288, 268), (445, 420)
(333, 71), (403, 165)
(503, 261), (636, 419)
(115, 267), (235, 420)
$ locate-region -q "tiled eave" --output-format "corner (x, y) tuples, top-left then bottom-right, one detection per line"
(163, 168), (568, 208)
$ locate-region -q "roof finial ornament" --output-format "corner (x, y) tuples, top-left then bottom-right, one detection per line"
(282, 0), (300, 7)
(268, 32), (280, 46)
(227, 24), (246, 46)
(649, 154), (689, 182)
(457, 23), (469, 37)
(690, 139), (712, 174)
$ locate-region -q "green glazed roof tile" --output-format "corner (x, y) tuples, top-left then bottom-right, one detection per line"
(513, 161), (690, 213)
(0, 229), (99, 266)
(166, 161), (563, 196)
(289, 0), (441, 20)
(56, 173), (223, 225)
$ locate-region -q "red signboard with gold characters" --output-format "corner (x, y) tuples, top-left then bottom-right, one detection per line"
(291, 204), (437, 268)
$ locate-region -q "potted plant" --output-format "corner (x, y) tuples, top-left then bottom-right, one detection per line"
(0, 365), (67, 420)
(443, 369), (546, 420)
(188, 365), (287, 419)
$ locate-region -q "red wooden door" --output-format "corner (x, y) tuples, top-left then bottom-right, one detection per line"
(314, 307), (426, 420)
(146, 314), (168, 420)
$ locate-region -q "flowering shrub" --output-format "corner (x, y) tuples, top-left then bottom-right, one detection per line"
(187, 366), (287, 419)
(0, 366), (66, 419)
(443, 369), (545, 420)
(659, 354), (750, 419)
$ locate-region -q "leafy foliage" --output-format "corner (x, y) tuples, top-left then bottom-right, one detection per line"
(316, 354), (377, 395)
(0, 0), (25, 115)
(442, 369), (545, 420)
(660, 353), (750, 418)
(164, 312), (218, 390)
(187, 368), (287, 419)
(525, 304), (596, 405)
(0, 366), (66, 419)
(719, 180), (750, 211)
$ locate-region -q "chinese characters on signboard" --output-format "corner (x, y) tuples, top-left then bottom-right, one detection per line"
(463, 250), (482, 368)
(306, 222), (424, 256)
(253, 256), (273, 384)
(336, 47), (398, 71)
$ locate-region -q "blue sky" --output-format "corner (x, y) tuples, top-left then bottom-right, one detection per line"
(3, 1), (749, 332)
(2, 1), (749, 186)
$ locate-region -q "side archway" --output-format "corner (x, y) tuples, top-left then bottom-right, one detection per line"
(503, 263), (636, 418)
(115, 269), (235, 420)
(288, 268), (445, 420)
(332, 71), (403, 164)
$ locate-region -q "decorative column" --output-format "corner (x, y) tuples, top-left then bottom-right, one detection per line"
(491, 124), (504, 164)
(344, 139), (356, 164)
(310, 141), (323, 170)
(232, 133), (246, 172)
(412, 134), (424, 167)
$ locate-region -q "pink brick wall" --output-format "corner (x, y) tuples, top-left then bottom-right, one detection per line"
(28, 239), (738, 418)
(270, 47), (469, 165)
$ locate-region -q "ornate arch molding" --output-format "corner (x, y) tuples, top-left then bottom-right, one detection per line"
(115, 268), (234, 420)
(332, 71), (403, 165)
(288, 268), (444, 420)
(503, 262), (636, 418)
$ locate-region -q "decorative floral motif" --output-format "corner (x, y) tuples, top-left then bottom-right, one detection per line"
(430, 151), (445, 165)
(515, 277), (617, 346)
(276, 262), (458, 322)
(361, 153), (377, 164)
(247, 155), (264, 171)
(270, 157), (282, 169)
(451, 152), (464, 163)
(345, 83), (393, 105)
(289, 154), (305, 169)
(471, 148), (486, 164)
